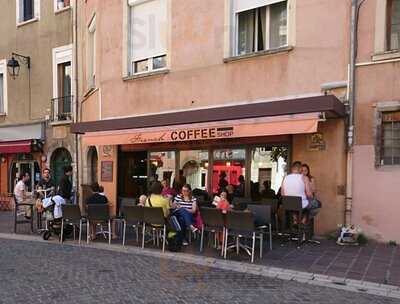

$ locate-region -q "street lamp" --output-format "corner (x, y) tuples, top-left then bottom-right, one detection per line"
(7, 53), (30, 78)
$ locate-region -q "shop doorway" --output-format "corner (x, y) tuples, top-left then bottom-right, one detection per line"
(9, 160), (41, 193)
(51, 148), (72, 187)
(118, 150), (147, 198)
(87, 146), (98, 184)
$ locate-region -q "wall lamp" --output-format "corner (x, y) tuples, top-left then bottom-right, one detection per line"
(7, 53), (30, 78)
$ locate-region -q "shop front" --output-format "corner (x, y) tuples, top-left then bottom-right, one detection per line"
(0, 123), (45, 197)
(72, 95), (347, 235)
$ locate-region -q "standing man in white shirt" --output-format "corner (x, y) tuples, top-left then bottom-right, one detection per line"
(281, 161), (313, 225)
(13, 172), (33, 219)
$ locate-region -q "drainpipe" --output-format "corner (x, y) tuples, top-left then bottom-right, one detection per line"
(346, 0), (365, 225)
(73, 0), (80, 201)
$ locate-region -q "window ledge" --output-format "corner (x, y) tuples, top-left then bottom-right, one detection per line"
(55, 6), (71, 15)
(224, 46), (294, 63)
(0, 113), (6, 117)
(123, 69), (170, 81)
(376, 165), (400, 171)
(372, 50), (400, 62)
(17, 17), (39, 28)
(50, 120), (72, 126)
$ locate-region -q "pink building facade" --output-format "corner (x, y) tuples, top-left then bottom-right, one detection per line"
(73, 0), (400, 241)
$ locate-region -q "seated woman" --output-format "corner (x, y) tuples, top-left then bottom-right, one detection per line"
(172, 184), (198, 235)
(145, 182), (170, 218)
(161, 179), (176, 199)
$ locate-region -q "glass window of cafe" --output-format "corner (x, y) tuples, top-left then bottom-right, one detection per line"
(118, 144), (288, 200)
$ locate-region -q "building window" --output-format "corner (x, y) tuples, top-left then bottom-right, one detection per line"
(128, 0), (168, 75)
(387, 0), (400, 51)
(52, 45), (73, 122)
(381, 111), (400, 165)
(234, 0), (287, 56)
(87, 15), (96, 89)
(17, 0), (39, 23)
(0, 60), (7, 115)
(54, 0), (70, 12)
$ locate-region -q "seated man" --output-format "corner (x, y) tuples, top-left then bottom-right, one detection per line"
(13, 172), (32, 219)
(86, 182), (109, 240)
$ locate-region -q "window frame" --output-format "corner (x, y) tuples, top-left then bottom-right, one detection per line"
(386, 0), (400, 51)
(375, 102), (400, 167)
(54, 0), (71, 13)
(0, 59), (8, 115)
(16, 0), (40, 26)
(126, 0), (170, 76)
(87, 14), (96, 90)
(232, 0), (289, 57)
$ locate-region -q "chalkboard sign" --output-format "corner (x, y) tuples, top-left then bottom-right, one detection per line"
(101, 161), (113, 182)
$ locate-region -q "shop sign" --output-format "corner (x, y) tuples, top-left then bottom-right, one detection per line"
(308, 133), (326, 151)
(101, 161), (113, 182)
(128, 127), (234, 144)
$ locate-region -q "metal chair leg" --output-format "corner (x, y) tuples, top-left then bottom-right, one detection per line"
(60, 219), (64, 243)
(251, 232), (256, 263)
(162, 225), (166, 252)
(236, 236), (240, 255)
(108, 220), (111, 245)
(87, 220), (90, 244)
(122, 220), (126, 246)
(259, 233), (263, 259)
(73, 225), (76, 241)
(269, 223), (273, 251)
(79, 220), (82, 244)
(221, 228), (225, 257)
(200, 226), (204, 252)
(224, 229), (228, 259)
(142, 223), (146, 249)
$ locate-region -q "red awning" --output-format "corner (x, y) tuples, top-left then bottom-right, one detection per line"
(0, 140), (31, 154)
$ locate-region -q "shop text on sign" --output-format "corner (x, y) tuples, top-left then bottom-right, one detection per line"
(128, 127), (234, 144)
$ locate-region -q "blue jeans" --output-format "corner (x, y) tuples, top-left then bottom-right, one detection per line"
(173, 208), (194, 229)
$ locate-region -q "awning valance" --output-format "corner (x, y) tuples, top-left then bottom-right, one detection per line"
(82, 113), (320, 146)
(0, 140), (31, 154)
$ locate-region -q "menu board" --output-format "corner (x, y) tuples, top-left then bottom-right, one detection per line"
(101, 161), (113, 182)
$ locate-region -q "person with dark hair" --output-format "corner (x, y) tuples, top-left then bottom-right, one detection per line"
(58, 165), (73, 201)
(13, 172), (32, 219)
(86, 182), (108, 205)
(261, 180), (277, 199)
(218, 171), (228, 193)
(37, 168), (55, 198)
(173, 169), (186, 193)
(161, 179), (176, 198)
(172, 184), (198, 245)
(235, 175), (245, 197)
(301, 163), (316, 196)
(145, 182), (170, 218)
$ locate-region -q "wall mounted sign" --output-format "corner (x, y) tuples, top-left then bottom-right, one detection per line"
(101, 161), (113, 182)
(308, 133), (326, 151)
(102, 145), (113, 157)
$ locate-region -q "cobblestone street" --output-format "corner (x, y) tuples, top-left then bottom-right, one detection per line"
(0, 238), (397, 304)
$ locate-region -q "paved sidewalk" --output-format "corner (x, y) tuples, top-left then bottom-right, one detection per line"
(0, 236), (398, 303)
(2, 211), (400, 289)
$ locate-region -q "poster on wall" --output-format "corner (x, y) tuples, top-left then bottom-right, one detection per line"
(101, 161), (113, 182)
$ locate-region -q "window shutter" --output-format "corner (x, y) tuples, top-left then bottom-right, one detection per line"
(233, 0), (286, 13)
(130, 0), (167, 62)
(34, 0), (40, 18)
(0, 74), (3, 113)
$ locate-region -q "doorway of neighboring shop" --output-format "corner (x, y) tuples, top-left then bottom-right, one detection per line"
(51, 148), (72, 187)
(9, 160), (41, 193)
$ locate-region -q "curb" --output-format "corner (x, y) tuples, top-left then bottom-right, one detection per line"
(1, 232), (399, 300)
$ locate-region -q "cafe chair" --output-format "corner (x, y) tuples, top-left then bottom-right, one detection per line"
(122, 205), (144, 246)
(224, 210), (263, 263)
(13, 195), (34, 233)
(199, 207), (225, 255)
(142, 207), (167, 252)
(86, 204), (112, 245)
(260, 198), (279, 232)
(232, 197), (251, 211)
(61, 204), (84, 244)
(247, 204), (273, 253)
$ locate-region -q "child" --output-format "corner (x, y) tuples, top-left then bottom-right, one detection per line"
(216, 191), (231, 214)
(138, 195), (147, 206)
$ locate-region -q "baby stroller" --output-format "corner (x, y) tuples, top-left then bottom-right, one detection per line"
(41, 196), (72, 241)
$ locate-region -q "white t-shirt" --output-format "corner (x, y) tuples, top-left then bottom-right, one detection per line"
(282, 173), (309, 208)
(14, 180), (26, 203)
